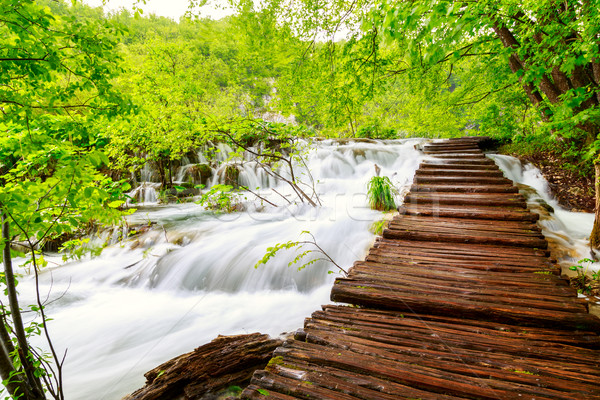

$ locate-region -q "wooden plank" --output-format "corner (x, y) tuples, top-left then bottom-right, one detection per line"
(242, 385), (297, 400)
(389, 215), (540, 232)
(364, 255), (557, 275)
(430, 154), (489, 159)
(422, 158), (495, 165)
(335, 275), (586, 311)
(374, 238), (551, 257)
(398, 205), (540, 222)
(411, 184), (519, 193)
(423, 144), (480, 150)
(319, 306), (600, 348)
(274, 341), (579, 400)
(302, 323), (600, 383)
(404, 193), (527, 207)
(384, 223), (544, 240)
(382, 227), (547, 248)
(416, 169), (505, 177)
(351, 261), (572, 292)
(420, 162), (498, 169)
(302, 330), (600, 394)
(413, 175), (513, 184)
(385, 224), (543, 239)
(268, 361), (467, 400)
(424, 150), (483, 155)
(330, 280), (600, 330)
(367, 248), (555, 269)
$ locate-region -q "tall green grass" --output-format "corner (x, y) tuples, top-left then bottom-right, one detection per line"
(367, 176), (397, 211)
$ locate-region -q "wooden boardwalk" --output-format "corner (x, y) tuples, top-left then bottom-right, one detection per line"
(241, 138), (600, 400)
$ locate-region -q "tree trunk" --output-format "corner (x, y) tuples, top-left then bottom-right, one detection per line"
(1, 214), (45, 400)
(590, 162), (600, 253)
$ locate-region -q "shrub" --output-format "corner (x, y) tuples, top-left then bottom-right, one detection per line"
(367, 176), (397, 211)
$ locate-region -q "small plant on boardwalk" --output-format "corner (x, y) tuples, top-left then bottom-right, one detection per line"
(370, 214), (393, 235)
(569, 258), (600, 295)
(254, 231), (348, 276)
(367, 176), (397, 211)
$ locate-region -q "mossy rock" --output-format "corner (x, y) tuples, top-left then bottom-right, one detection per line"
(224, 165), (240, 187)
(353, 148), (366, 158)
(186, 163), (213, 185)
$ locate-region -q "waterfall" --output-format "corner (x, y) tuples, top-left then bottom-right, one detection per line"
(489, 154), (597, 272)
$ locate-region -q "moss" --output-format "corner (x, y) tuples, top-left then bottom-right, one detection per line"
(224, 165), (240, 187)
(511, 369), (539, 376)
(267, 356), (285, 367)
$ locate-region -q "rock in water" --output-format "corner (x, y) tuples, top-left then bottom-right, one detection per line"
(123, 333), (282, 400)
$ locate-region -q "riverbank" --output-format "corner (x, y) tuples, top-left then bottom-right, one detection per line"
(498, 147), (595, 213)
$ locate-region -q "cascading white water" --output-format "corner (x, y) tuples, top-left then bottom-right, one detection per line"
(489, 154), (599, 276)
(11, 138), (426, 399)
(9, 141), (599, 400)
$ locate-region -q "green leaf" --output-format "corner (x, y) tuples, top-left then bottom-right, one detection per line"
(108, 200), (124, 208)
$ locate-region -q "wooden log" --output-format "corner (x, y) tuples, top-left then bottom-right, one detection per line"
(305, 323), (599, 367)
(411, 184), (519, 193)
(385, 224), (542, 239)
(404, 193), (527, 208)
(336, 273), (585, 311)
(351, 261), (572, 293)
(319, 306), (600, 348)
(382, 227), (547, 248)
(265, 360), (466, 400)
(385, 222), (543, 238)
(274, 341), (576, 400)
(368, 245), (553, 267)
(302, 330), (600, 395)
(430, 154), (488, 159)
(242, 385), (296, 400)
(387, 222), (541, 237)
(248, 370), (362, 400)
(302, 323), (600, 385)
(374, 238), (551, 257)
(424, 150), (483, 155)
(389, 215), (540, 232)
(416, 169), (504, 177)
(423, 144), (480, 149)
(330, 280), (600, 331)
(364, 253), (557, 274)
(124, 333), (281, 400)
(413, 175), (513, 184)
(420, 162), (498, 169)
(398, 205), (540, 222)
(423, 158), (495, 165)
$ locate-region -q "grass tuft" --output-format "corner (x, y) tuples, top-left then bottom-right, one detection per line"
(367, 176), (397, 211)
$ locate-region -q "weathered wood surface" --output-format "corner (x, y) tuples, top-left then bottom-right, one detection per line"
(124, 333), (281, 400)
(242, 138), (600, 399)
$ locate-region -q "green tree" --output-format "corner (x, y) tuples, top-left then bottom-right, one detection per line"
(369, 0), (600, 248)
(0, 1), (128, 397)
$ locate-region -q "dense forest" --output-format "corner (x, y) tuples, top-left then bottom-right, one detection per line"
(1, 0), (599, 398)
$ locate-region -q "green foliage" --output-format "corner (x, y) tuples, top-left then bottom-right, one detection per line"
(569, 258), (597, 294)
(0, 0), (132, 396)
(254, 231), (347, 276)
(197, 184), (242, 213)
(369, 217), (390, 235)
(367, 176), (397, 211)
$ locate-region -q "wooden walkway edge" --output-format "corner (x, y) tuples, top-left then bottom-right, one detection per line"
(241, 137), (600, 400)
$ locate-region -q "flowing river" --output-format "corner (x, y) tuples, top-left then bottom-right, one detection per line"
(10, 139), (600, 399)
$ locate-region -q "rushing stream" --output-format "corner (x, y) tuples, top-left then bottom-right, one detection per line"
(10, 139), (600, 399)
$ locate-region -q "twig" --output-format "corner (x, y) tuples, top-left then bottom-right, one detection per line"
(272, 188), (293, 205)
(241, 186), (278, 207)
